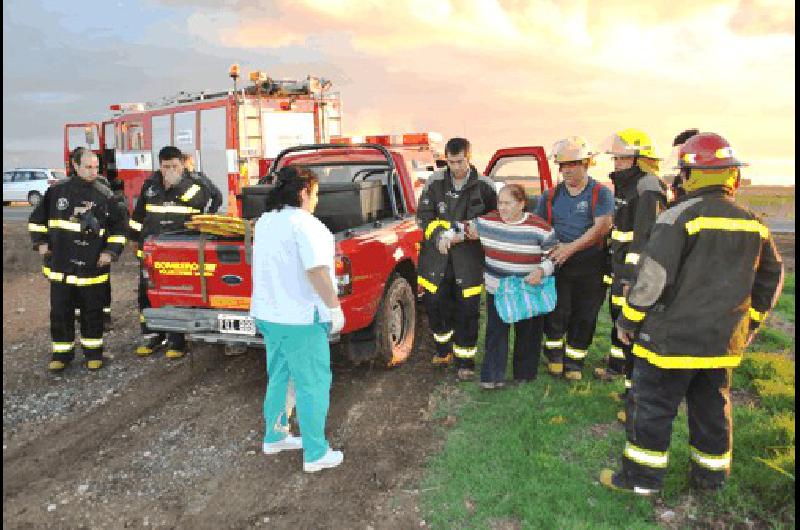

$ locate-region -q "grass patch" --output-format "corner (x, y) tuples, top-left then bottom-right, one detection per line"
(422, 295), (795, 528)
(773, 272), (795, 324)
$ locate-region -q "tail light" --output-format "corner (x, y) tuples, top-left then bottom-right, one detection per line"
(143, 250), (156, 289)
(335, 255), (352, 296)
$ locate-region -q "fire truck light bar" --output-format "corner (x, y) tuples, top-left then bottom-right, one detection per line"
(330, 132), (441, 147)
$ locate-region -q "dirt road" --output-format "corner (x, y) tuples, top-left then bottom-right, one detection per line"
(2, 222), (445, 529)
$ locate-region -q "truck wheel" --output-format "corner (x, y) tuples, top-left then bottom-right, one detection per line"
(374, 274), (416, 367)
(28, 191), (42, 207)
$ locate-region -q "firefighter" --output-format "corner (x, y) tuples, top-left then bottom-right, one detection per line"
(534, 137), (614, 381)
(416, 137), (498, 380)
(29, 147), (127, 372)
(593, 130), (668, 424)
(182, 151), (223, 214)
(67, 152), (118, 330)
(600, 132), (784, 495)
(130, 146), (209, 359)
(665, 129), (700, 202)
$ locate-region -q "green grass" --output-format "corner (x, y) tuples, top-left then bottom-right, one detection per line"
(421, 293), (795, 528)
(773, 273), (795, 324)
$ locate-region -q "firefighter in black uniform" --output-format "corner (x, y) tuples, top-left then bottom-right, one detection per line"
(416, 137), (497, 380)
(600, 132), (784, 495)
(593, 130), (668, 425)
(129, 146), (209, 359)
(29, 147), (127, 372)
(182, 151), (223, 213)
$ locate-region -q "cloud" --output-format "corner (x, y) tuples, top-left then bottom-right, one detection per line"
(728, 0), (795, 36)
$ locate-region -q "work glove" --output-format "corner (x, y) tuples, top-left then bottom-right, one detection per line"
(329, 306), (345, 335)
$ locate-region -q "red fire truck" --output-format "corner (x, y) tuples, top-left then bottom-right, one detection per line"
(63, 68), (343, 215)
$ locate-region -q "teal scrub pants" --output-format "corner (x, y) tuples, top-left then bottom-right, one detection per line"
(255, 316), (332, 463)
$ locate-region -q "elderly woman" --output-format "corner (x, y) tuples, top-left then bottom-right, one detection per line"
(468, 184), (558, 388)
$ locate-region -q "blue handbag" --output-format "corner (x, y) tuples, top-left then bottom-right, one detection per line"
(494, 275), (557, 324)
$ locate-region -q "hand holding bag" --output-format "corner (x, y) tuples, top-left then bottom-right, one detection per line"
(494, 275), (557, 324)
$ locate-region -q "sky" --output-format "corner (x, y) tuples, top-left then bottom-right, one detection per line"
(3, 0), (796, 185)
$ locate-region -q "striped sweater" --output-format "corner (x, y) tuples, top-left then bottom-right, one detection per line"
(474, 211), (558, 294)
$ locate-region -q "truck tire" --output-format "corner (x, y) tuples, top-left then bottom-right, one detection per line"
(374, 274), (416, 367)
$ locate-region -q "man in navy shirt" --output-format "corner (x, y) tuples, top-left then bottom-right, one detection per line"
(535, 136), (613, 380)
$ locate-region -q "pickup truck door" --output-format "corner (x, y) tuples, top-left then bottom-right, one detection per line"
(483, 146), (555, 213)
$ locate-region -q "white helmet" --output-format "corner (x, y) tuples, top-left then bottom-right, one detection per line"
(550, 136), (596, 163)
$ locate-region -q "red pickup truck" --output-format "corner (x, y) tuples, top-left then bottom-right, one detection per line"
(141, 143), (554, 366)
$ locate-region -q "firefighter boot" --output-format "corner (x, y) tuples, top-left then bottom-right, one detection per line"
(48, 360), (69, 372)
(564, 370), (583, 381)
(136, 333), (165, 356)
(617, 410), (626, 423)
(599, 469), (659, 496)
(432, 352), (453, 366)
(547, 362), (564, 376)
(164, 334), (186, 359)
(87, 359), (104, 371)
(594, 366), (622, 381)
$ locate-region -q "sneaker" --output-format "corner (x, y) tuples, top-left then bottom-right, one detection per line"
(48, 360), (68, 372)
(547, 362), (564, 376)
(262, 435), (303, 455)
(479, 381), (496, 390)
(304, 448), (344, 473)
(617, 410), (627, 424)
(593, 367), (622, 381)
(431, 352), (453, 366)
(457, 368), (475, 381)
(599, 469), (659, 496)
(564, 370), (583, 381)
(136, 334), (164, 356)
(86, 359), (103, 371)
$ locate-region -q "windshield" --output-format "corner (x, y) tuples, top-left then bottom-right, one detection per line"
(303, 163), (390, 184)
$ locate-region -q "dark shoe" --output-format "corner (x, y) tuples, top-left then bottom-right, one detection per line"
(599, 469), (659, 496)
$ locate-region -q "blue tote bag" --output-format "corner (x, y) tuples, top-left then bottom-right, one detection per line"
(494, 275), (557, 324)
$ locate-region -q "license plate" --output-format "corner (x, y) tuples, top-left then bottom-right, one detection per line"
(218, 314), (256, 335)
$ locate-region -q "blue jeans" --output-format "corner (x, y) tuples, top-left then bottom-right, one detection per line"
(255, 316), (332, 463)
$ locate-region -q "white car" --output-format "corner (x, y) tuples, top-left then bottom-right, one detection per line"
(3, 168), (67, 206)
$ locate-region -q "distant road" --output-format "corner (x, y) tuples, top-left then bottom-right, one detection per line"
(767, 219), (795, 234)
(3, 205), (33, 222)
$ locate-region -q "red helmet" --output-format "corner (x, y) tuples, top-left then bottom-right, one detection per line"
(678, 132), (746, 169)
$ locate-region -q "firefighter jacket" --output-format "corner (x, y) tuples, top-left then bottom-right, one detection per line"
(28, 176), (127, 285)
(128, 171), (209, 257)
(617, 186), (784, 369)
(416, 166), (498, 297)
(185, 169), (223, 213)
(608, 167), (668, 292)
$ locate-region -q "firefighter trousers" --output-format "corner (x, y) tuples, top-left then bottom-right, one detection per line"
(423, 259), (481, 370)
(50, 281), (105, 362)
(622, 357), (732, 490)
(607, 293), (633, 390)
(138, 265), (184, 349)
(543, 255), (608, 373)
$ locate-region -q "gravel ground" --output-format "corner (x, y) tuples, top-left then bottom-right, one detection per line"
(2, 222), (445, 529)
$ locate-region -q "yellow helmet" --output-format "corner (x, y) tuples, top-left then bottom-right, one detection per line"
(606, 128), (660, 159)
(550, 136), (597, 164)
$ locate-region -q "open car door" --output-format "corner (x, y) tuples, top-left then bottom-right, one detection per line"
(484, 146), (555, 213)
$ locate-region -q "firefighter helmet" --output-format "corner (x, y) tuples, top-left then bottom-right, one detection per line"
(677, 132), (746, 169)
(605, 128), (659, 159)
(550, 136), (596, 164)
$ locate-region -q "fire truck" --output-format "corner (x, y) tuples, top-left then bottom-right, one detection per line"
(63, 67), (343, 215)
